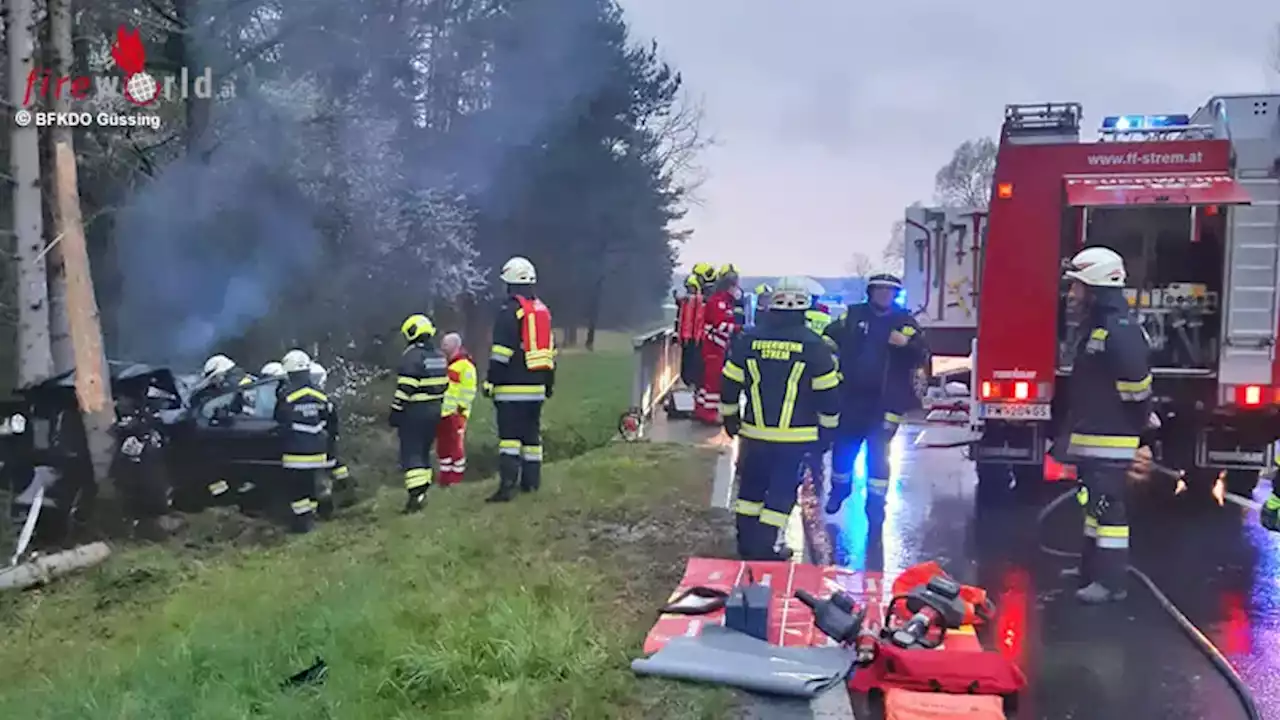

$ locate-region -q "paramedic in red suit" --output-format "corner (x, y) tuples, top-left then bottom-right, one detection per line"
(484, 256), (556, 502)
(437, 332), (477, 486)
(696, 266), (742, 424)
(676, 264), (715, 389)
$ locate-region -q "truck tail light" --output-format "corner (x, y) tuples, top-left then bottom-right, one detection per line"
(1221, 384), (1277, 406)
(980, 380), (1052, 402)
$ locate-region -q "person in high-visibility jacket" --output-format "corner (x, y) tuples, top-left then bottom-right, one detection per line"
(695, 266), (743, 424)
(437, 332), (477, 486)
(676, 264), (715, 389)
(390, 314), (449, 513)
(1056, 247), (1152, 604)
(804, 280), (833, 337)
(720, 276), (840, 560)
(485, 256), (556, 502)
(823, 273), (925, 521)
(274, 349), (334, 533)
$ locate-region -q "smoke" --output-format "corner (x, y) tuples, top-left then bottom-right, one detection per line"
(108, 0), (629, 366)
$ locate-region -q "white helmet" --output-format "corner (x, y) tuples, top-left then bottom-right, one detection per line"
(281, 349), (312, 374)
(260, 361), (285, 377)
(768, 276), (815, 311)
(1064, 246), (1126, 287)
(310, 362), (328, 387)
(501, 256), (537, 284)
(203, 354), (235, 378)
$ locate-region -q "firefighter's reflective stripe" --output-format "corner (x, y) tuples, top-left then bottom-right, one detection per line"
(490, 344), (514, 364)
(720, 401), (740, 416)
(291, 422), (325, 434)
(746, 360), (766, 425)
(812, 369), (839, 391)
(239, 376), (254, 386)
(869, 478), (890, 493)
(332, 465), (350, 480)
(395, 374), (448, 403)
(760, 508), (789, 527)
(1116, 374), (1153, 401)
(283, 453), (329, 469)
(777, 362), (806, 428)
(1084, 514), (1099, 537)
(885, 412), (903, 424)
(740, 423), (818, 442)
(208, 480), (229, 496)
(735, 499), (763, 516)
(723, 361), (746, 384)
(499, 439), (521, 456)
(1067, 433), (1140, 460)
(493, 384), (546, 401)
(1266, 495), (1280, 511)
(1096, 524), (1129, 549)
(522, 445), (543, 461)
(286, 387), (328, 403)
(900, 325), (917, 337)
(404, 467), (433, 490)
(1077, 486), (1089, 505)
(818, 412), (839, 428)
(290, 499), (313, 515)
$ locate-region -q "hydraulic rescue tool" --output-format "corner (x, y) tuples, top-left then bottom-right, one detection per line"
(794, 588), (866, 645)
(886, 575), (969, 649)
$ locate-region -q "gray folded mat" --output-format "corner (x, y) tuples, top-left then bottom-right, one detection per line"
(632, 625), (855, 698)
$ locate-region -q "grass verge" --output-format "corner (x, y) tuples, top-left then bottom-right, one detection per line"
(342, 332), (635, 482)
(0, 442), (735, 719)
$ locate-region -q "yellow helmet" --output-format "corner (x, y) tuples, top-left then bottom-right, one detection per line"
(401, 314), (436, 342)
(719, 263), (739, 278)
(692, 262), (717, 284)
(684, 274), (700, 289)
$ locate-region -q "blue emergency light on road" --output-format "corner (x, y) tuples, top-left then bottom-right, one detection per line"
(1101, 114), (1191, 131)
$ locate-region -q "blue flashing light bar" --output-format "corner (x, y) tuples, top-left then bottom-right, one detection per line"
(1100, 114), (1191, 131)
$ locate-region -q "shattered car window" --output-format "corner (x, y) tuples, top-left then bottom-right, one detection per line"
(246, 381), (282, 419)
(198, 392), (240, 420)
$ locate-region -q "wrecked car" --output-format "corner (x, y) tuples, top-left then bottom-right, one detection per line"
(1, 361), (333, 544)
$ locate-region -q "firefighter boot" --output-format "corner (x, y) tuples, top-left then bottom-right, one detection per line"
(520, 449), (542, 492)
(403, 490), (426, 514)
(486, 455), (521, 503)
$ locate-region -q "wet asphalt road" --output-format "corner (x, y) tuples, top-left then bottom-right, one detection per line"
(823, 424), (1280, 720)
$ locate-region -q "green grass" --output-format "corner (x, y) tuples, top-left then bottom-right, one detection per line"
(342, 331), (636, 481)
(0, 330), (738, 719)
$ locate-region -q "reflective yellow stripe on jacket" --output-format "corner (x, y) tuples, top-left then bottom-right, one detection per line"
(394, 374), (448, 404)
(1067, 433), (1139, 461)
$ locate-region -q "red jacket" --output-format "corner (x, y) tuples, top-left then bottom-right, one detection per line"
(703, 289), (739, 350)
(677, 289), (705, 342)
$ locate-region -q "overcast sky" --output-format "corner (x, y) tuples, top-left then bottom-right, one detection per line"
(618, 1), (1278, 276)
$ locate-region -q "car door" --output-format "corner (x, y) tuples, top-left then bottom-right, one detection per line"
(191, 379), (284, 492)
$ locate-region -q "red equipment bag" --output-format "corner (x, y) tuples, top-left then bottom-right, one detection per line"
(513, 295), (554, 370)
(851, 641), (1027, 696)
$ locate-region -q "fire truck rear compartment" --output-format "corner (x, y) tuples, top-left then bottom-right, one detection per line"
(1061, 205), (1226, 373)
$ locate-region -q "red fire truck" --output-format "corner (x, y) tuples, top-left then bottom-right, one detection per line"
(972, 96), (1280, 502)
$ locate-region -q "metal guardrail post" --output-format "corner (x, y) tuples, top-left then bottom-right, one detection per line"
(630, 327), (679, 436)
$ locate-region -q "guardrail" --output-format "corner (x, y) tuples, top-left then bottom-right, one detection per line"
(628, 326), (680, 437)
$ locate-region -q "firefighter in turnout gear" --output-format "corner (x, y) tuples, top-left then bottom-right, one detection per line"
(751, 283), (772, 329)
(823, 273), (925, 521)
(676, 266), (714, 389)
(485, 256), (556, 502)
(438, 332), (478, 486)
(193, 354), (254, 411)
(1058, 246), (1152, 604)
(721, 263), (748, 329)
(274, 349), (335, 534)
(390, 314), (449, 513)
(695, 266), (743, 423)
(309, 362), (354, 516)
(721, 276), (841, 560)
(1263, 447), (1280, 531)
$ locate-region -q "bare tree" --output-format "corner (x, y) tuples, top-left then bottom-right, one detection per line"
(648, 90), (714, 203)
(847, 251), (873, 277)
(7, 0), (54, 386)
(934, 138), (997, 208)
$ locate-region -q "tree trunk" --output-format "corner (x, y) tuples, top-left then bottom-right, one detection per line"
(8, 0), (54, 387)
(45, 0), (73, 373)
(584, 274), (605, 352)
(51, 83), (117, 496)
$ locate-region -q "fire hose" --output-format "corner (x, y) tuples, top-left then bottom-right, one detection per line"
(1038, 460), (1262, 720)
